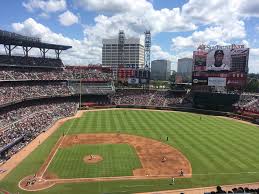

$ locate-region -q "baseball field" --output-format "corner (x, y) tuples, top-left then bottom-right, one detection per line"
(1, 109), (259, 194)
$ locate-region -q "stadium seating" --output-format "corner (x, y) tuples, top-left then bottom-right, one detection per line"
(0, 66), (114, 105)
(0, 82), (72, 106)
(111, 89), (185, 107)
(0, 66), (113, 81)
(0, 101), (77, 163)
(234, 93), (259, 114)
(0, 55), (64, 68)
(205, 185), (259, 193)
(69, 82), (114, 95)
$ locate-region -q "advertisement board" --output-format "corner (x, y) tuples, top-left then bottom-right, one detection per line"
(140, 79), (147, 84)
(208, 77), (226, 87)
(128, 78), (139, 84)
(193, 50), (207, 71)
(192, 76), (208, 85)
(230, 48), (249, 72)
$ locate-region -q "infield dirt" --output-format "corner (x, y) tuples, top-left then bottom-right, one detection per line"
(19, 133), (192, 191)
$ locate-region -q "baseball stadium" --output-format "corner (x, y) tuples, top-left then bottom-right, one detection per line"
(0, 28), (259, 194)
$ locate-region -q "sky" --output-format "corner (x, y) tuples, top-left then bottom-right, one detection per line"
(0, 0), (259, 73)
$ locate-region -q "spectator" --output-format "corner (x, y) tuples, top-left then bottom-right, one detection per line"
(0, 101), (77, 162)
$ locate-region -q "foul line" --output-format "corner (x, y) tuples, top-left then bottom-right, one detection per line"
(39, 118), (77, 178)
(37, 171), (259, 185)
(192, 171), (259, 176)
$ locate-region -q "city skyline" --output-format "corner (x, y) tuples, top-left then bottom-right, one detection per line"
(0, 0), (259, 73)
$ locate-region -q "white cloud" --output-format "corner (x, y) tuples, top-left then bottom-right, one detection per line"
(250, 48), (259, 56)
(239, 1), (259, 17)
(176, 0), (248, 50)
(249, 48), (259, 73)
(171, 36), (194, 49)
(11, 18), (101, 65)
(151, 45), (175, 61)
(182, 0), (259, 24)
(12, 18), (51, 36)
(241, 40), (249, 47)
(83, 10), (196, 43)
(75, 0), (152, 13)
(58, 11), (79, 26)
(182, 0), (241, 25)
(23, 0), (66, 13)
(255, 25), (259, 33)
(172, 21), (246, 50)
(38, 12), (50, 19)
(78, 0), (196, 37)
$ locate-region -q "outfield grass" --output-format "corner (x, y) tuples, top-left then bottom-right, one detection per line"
(1, 109), (259, 194)
(47, 144), (142, 178)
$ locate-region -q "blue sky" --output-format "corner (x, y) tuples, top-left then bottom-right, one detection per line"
(0, 0), (259, 73)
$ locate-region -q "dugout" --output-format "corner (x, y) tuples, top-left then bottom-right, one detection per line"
(0, 135), (24, 159)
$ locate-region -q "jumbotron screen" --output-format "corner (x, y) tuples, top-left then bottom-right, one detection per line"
(192, 44), (249, 90)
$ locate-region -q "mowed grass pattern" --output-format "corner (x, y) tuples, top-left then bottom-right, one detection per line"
(69, 110), (259, 175)
(47, 144), (142, 178)
(1, 109), (259, 194)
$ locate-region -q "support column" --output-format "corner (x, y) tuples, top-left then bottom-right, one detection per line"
(23, 46), (32, 57)
(4, 44), (17, 56)
(55, 49), (62, 59)
(40, 48), (49, 58)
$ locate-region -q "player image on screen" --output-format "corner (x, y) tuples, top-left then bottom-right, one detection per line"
(207, 50), (230, 71)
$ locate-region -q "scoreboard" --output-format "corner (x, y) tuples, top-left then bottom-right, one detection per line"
(192, 44), (249, 91)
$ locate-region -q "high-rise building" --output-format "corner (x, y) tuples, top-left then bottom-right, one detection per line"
(177, 58), (193, 75)
(151, 60), (171, 80)
(102, 36), (145, 68)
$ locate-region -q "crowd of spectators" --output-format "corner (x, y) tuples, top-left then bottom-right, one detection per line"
(0, 82), (72, 106)
(233, 94), (259, 114)
(0, 67), (113, 82)
(111, 90), (185, 107)
(205, 185), (259, 193)
(0, 101), (77, 163)
(69, 82), (114, 95)
(112, 90), (153, 105)
(233, 94), (257, 107)
(149, 91), (167, 107)
(0, 55), (64, 68)
(0, 69), (115, 106)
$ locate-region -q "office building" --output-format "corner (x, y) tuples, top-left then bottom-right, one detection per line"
(177, 58), (193, 75)
(151, 60), (171, 80)
(102, 32), (144, 68)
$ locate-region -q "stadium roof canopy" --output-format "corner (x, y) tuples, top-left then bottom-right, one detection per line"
(0, 30), (71, 50)
(0, 30), (72, 59)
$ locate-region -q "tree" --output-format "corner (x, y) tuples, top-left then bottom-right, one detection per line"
(169, 70), (176, 83)
(245, 78), (259, 92)
(248, 73), (259, 80)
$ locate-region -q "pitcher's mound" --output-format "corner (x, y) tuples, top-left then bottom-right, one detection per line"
(84, 155), (103, 164)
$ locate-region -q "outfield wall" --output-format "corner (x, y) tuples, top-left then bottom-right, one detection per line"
(192, 92), (240, 112)
(86, 105), (257, 124)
